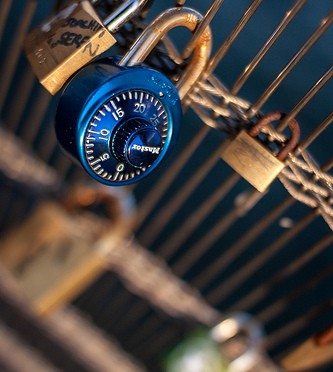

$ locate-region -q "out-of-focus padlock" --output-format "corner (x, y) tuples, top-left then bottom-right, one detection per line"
(0, 183), (136, 315)
(221, 112), (300, 192)
(211, 313), (279, 372)
(165, 313), (279, 372)
(24, 0), (148, 95)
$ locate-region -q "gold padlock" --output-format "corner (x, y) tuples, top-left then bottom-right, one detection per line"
(221, 113), (300, 192)
(24, 0), (148, 95)
(0, 183), (136, 314)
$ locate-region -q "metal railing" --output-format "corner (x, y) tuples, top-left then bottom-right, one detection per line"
(0, 0), (332, 370)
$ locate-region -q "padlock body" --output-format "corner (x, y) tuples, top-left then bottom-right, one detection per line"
(55, 58), (182, 186)
(24, 1), (116, 95)
(221, 131), (285, 192)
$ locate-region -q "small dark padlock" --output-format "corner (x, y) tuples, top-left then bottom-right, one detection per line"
(55, 7), (212, 186)
(221, 113), (300, 192)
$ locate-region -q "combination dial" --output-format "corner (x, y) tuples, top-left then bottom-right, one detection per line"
(111, 118), (162, 167)
(84, 90), (168, 183)
(55, 60), (182, 186)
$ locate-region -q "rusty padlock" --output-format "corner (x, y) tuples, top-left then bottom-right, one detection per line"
(221, 112), (300, 192)
(24, 0), (148, 95)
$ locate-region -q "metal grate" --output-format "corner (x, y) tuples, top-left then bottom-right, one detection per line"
(0, 0), (333, 371)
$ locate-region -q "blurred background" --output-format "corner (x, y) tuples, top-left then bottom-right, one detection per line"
(0, 0), (332, 371)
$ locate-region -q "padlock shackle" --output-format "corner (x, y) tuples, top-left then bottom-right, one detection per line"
(119, 7), (212, 101)
(276, 117), (300, 160)
(103, 0), (149, 32)
(248, 112), (301, 161)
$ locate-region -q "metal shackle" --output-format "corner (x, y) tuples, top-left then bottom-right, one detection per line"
(120, 6), (213, 101)
(211, 312), (265, 372)
(102, 0), (149, 32)
(248, 112), (301, 161)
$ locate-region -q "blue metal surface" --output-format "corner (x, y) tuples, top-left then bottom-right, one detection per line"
(55, 58), (182, 185)
(1, 1), (333, 371)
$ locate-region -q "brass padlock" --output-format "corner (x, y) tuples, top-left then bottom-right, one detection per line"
(0, 183), (136, 314)
(221, 113), (300, 192)
(24, 0), (148, 95)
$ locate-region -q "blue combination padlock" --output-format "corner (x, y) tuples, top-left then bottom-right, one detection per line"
(55, 7), (212, 186)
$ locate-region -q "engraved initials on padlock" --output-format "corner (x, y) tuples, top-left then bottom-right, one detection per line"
(24, 0), (148, 95)
(221, 113), (300, 192)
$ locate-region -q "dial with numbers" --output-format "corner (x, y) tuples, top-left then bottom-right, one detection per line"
(55, 60), (182, 186)
(83, 89), (169, 183)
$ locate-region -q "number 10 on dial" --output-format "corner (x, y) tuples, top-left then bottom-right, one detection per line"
(83, 89), (171, 184)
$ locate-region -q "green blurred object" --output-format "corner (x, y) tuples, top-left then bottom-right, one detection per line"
(164, 330), (228, 372)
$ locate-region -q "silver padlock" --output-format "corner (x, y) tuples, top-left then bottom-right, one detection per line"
(165, 312), (279, 372)
(24, 0), (148, 95)
(211, 313), (280, 372)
